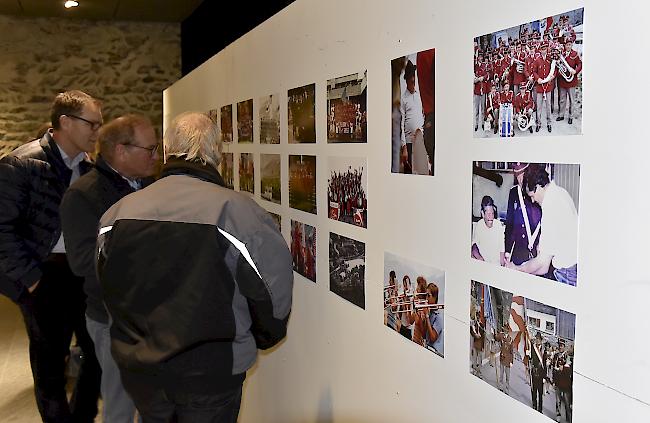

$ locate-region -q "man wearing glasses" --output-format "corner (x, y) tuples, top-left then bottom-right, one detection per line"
(60, 114), (159, 423)
(0, 90), (103, 422)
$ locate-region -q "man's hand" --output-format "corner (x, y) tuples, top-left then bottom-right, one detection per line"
(28, 280), (40, 293)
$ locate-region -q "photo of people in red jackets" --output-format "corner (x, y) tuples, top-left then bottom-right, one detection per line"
(474, 8), (583, 138)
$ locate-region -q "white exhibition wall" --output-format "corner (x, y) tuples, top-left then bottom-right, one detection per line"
(163, 1), (650, 422)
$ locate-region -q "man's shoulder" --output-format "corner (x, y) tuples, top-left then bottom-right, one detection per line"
(2, 139), (45, 163)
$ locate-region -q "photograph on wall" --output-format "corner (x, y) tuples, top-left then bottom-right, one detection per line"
(471, 162), (579, 286)
(288, 83), (316, 143)
(470, 280), (575, 422)
(220, 104), (233, 143)
(390, 48), (435, 176)
(260, 154), (281, 204)
(383, 252), (445, 357)
(473, 8), (584, 138)
(207, 108), (218, 125)
(237, 99), (253, 143)
(260, 94), (280, 144)
(289, 155), (316, 214)
(291, 220), (316, 282)
(268, 211), (282, 232)
(327, 71), (367, 143)
(327, 156), (367, 228)
(239, 153), (254, 194)
(219, 152), (234, 190)
(329, 232), (365, 309)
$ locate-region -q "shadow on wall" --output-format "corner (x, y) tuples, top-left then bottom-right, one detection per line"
(317, 386), (333, 423)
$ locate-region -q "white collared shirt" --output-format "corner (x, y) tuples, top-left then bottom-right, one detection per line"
(400, 88), (424, 146)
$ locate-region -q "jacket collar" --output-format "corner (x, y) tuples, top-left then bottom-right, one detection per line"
(161, 157), (225, 187)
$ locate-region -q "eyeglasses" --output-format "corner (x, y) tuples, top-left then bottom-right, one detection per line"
(65, 114), (103, 131)
(125, 143), (160, 157)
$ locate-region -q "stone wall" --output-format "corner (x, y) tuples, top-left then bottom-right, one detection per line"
(0, 15), (180, 156)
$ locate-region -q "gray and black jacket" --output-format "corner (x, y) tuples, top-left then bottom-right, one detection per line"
(97, 158), (293, 393)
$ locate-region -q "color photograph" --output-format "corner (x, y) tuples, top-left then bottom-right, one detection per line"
(260, 94), (280, 144)
(237, 99), (253, 143)
(471, 162), (579, 286)
(269, 211), (282, 232)
(473, 8), (584, 138)
(391, 48), (435, 175)
(329, 232), (365, 309)
(291, 220), (316, 282)
(260, 154), (281, 205)
(207, 108), (218, 125)
(327, 71), (367, 143)
(239, 153), (254, 194)
(384, 252), (445, 357)
(470, 280), (575, 422)
(288, 83), (316, 143)
(220, 104), (233, 143)
(289, 155), (316, 214)
(220, 152), (234, 190)
(327, 156), (367, 228)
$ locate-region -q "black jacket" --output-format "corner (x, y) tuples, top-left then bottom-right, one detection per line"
(60, 155), (147, 323)
(0, 132), (91, 301)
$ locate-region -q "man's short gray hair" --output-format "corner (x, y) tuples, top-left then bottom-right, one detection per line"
(164, 112), (222, 169)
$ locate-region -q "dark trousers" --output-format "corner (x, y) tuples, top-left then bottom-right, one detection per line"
(531, 379), (544, 412)
(122, 372), (243, 423)
(18, 254), (101, 423)
(423, 112), (435, 174)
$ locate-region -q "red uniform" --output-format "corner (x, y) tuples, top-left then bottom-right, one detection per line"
(474, 62), (489, 95)
(512, 52), (527, 86)
(557, 49), (582, 89)
(532, 55), (556, 94)
(485, 91), (500, 118)
(514, 91), (534, 114)
(499, 90), (514, 104)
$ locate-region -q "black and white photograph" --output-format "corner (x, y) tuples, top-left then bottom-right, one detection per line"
(329, 232), (365, 309)
(289, 155), (316, 214)
(384, 252), (445, 357)
(260, 94), (280, 144)
(239, 152), (254, 194)
(471, 162), (579, 287)
(260, 154), (281, 205)
(291, 220), (316, 283)
(237, 99), (253, 143)
(288, 83), (316, 143)
(327, 71), (367, 143)
(391, 48), (435, 175)
(327, 156), (367, 228)
(470, 281), (575, 422)
(473, 8), (584, 138)
(220, 104), (233, 143)
(220, 152), (234, 190)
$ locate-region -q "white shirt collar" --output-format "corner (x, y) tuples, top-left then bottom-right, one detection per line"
(105, 160), (140, 190)
(56, 144), (87, 170)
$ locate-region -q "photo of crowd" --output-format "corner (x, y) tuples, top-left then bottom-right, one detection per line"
(383, 252), (445, 357)
(219, 152), (234, 190)
(260, 94), (280, 144)
(471, 162), (580, 286)
(473, 8), (584, 138)
(237, 99), (253, 143)
(291, 220), (316, 283)
(288, 83), (316, 143)
(261, 154), (281, 205)
(391, 48), (435, 176)
(220, 104), (233, 143)
(470, 280), (575, 422)
(327, 71), (367, 143)
(327, 156), (367, 228)
(289, 155), (316, 214)
(239, 153), (254, 194)
(329, 232), (365, 309)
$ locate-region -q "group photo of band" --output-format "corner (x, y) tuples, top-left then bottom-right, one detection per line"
(383, 252), (445, 357)
(471, 161), (580, 287)
(237, 99), (253, 143)
(239, 152), (254, 194)
(329, 232), (366, 309)
(474, 8), (583, 138)
(291, 220), (316, 283)
(327, 156), (368, 229)
(289, 154), (317, 214)
(288, 83), (316, 143)
(327, 71), (367, 143)
(470, 281), (575, 422)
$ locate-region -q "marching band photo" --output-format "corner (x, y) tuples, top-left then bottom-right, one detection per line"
(327, 156), (368, 229)
(474, 8), (583, 138)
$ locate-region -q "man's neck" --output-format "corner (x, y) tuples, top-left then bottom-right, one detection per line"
(51, 130), (82, 158)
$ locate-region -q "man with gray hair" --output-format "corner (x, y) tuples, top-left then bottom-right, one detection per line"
(96, 112), (293, 422)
